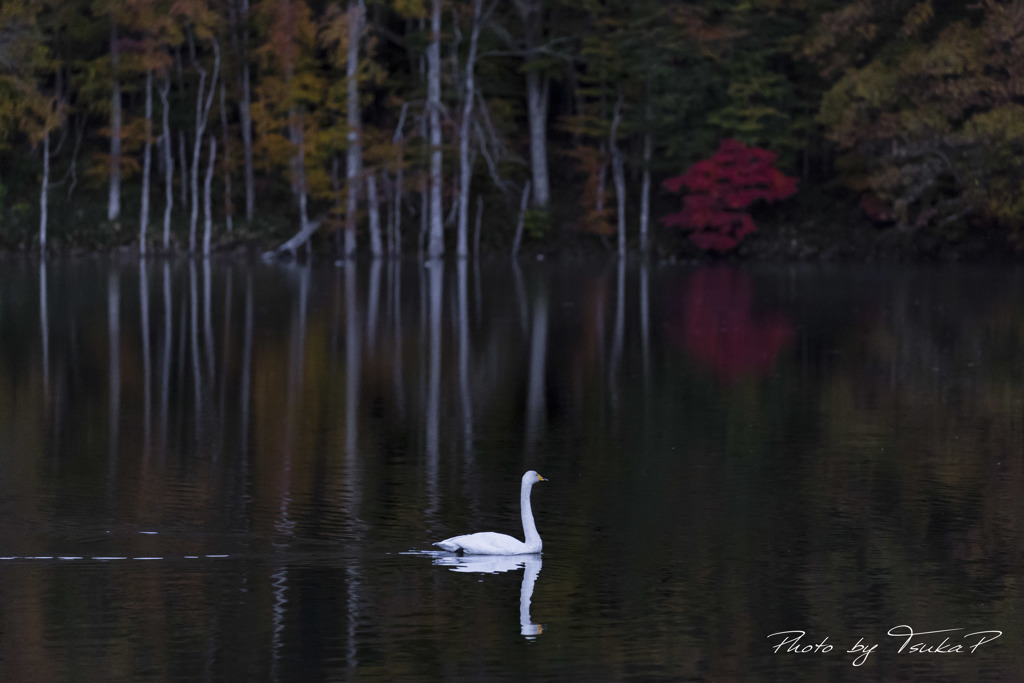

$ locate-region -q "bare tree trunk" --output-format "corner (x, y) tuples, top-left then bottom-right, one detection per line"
(219, 80), (233, 233)
(390, 102), (408, 257)
(512, 180), (531, 256)
(639, 94), (651, 253)
(525, 70), (549, 208)
(289, 110), (310, 234)
(140, 69), (153, 255)
(189, 39), (221, 253)
(474, 194), (482, 258)
(108, 18), (122, 222)
(367, 173), (383, 257)
(426, 0), (444, 258)
(610, 89), (626, 258)
(203, 135), (217, 255)
(178, 131), (189, 209)
(160, 76), (174, 250)
(456, 0), (485, 258)
(40, 131), (49, 253)
(235, 0), (255, 223)
(640, 130), (651, 253)
(344, 0), (365, 258)
(516, 0), (549, 208)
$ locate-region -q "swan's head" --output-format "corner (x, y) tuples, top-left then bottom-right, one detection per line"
(523, 470), (546, 485)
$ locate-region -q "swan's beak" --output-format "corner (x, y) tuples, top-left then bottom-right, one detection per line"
(538, 475), (547, 482)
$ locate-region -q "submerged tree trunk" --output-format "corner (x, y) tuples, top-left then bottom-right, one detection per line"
(203, 135), (217, 255)
(640, 130), (651, 253)
(235, 0), (255, 224)
(367, 173), (382, 257)
(178, 131), (189, 210)
(456, 0), (485, 258)
(426, 0), (444, 258)
(525, 70), (550, 209)
(516, 0), (549, 209)
(160, 76), (174, 250)
(108, 18), (122, 223)
(289, 110), (311, 234)
(219, 80), (233, 233)
(344, 0), (364, 258)
(610, 90), (626, 257)
(640, 94), (651, 253)
(189, 40), (221, 253)
(40, 131), (50, 253)
(512, 180), (531, 256)
(140, 69), (153, 255)
(390, 102), (409, 257)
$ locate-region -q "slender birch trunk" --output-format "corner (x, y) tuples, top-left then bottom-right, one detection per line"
(189, 40), (220, 253)
(391, 102), (409, 257)
(639, 94), (652, 253)
(426, 0), (444, 258)
(40, 131), (49, 253)
(219, 80), (233, 233)
(235, 0), (255, 223)
(456, 0), (485, 258)
(203, 135), (217, 256)
(140, 70), (153, 255)
(344, 0), (364, 258)
(108, 18), (122, 222)
(516, 0), (549, 208)
(178, 131), (188, 209)
(512, 180), (531, 256)
(610, 90), (626, 257)
(367, 173), (382, 257)
(640, 131), (651, 253)
(525, 70), (549, 208)
(159, 76), (174, 250)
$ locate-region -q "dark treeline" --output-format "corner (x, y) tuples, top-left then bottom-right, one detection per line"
(1, 0), (1023, 258)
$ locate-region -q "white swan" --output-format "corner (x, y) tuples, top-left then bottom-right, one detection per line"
(433, 471), (547, 555)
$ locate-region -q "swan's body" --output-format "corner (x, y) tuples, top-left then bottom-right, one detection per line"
(434, 471), (547, 555)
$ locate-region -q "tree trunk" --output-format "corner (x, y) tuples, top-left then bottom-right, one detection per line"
(390, 102), (408, 257)
(640, 94), (651, 253)
(367, 172), (382, 257)
(289, 110), (311, 236)
(640, 130), (651, 253)
(426, 0), (444, 258)
(610, 90), (626, 257)
(159, 76), (174, 250)
(344, 0), (364, 258)
(203, 135), (217, 256)
(178, 131), (189, 209)
(236, 0), (255, 223)
(525, 70), (550, 209)
(40, 131), (49, 254)
(189, 39), (220, 253)
(219, 80), (233, 233)
(517, 0), (549, 209)
(512, 180), (531, 256)
(456, 0), (484, 258)
(140, 70), (153, 255)
(108, 18), (122, 223)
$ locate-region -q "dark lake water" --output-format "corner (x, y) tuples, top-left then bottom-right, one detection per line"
(0, 256), (1022, 680)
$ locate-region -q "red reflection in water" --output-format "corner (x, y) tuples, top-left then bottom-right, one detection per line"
(670, 268), (794, 382)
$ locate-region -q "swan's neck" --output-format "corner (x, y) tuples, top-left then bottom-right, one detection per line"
(521, 481), (541, 549)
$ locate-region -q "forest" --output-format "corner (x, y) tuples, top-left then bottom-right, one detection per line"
(1, 0), (1024, 260)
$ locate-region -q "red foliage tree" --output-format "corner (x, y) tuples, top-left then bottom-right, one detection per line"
(661, 139), (798, 252)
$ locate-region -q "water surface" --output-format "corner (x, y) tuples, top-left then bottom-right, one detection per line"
(0, 258), (1021, 680)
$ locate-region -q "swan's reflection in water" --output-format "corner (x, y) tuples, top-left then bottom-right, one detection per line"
(433, 554), (544, 638)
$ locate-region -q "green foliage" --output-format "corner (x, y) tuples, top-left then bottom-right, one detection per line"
(524, 208), (548, 241)
(812, 0), (1024, 237)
